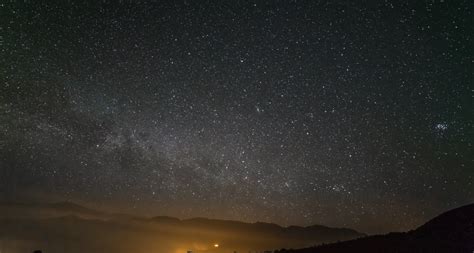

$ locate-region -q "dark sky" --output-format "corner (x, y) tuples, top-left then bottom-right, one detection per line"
(0, 1), (472, 234)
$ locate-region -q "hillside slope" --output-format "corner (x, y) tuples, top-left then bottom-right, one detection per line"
(275, 204), (474, 253)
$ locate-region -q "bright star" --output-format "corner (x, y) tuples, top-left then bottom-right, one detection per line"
(435, 123), (448, 131)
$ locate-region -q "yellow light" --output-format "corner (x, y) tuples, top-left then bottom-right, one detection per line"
(214, 243), (219, 248)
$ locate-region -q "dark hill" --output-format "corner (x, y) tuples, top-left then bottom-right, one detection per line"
(275, 203), (474, 253)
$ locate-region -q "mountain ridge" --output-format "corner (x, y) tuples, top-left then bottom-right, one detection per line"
(0, 201), (365, 253)
(274, 203), (474, 253)
(0, 200), (364, 235)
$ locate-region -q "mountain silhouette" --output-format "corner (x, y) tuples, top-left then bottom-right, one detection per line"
(274, 203), (474, 253)
(0, 201), (363, 253)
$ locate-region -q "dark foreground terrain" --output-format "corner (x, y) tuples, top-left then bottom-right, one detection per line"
(275, 203), (474, 253)
(2, 202), (473, 253)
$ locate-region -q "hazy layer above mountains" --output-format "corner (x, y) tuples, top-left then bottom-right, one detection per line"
(0, 202), (363, 253)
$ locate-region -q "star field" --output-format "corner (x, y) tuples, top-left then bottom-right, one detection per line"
(0, 1), (472, 234)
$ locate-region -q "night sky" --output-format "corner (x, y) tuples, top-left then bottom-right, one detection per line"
(0, 1), (472, 234)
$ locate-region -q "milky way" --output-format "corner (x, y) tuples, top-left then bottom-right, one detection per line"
(0, 1), (472, 234)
